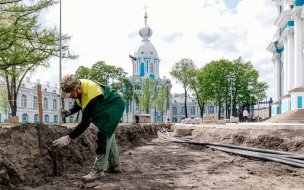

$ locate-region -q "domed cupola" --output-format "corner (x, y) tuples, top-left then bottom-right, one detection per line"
(134, 10), (158, 58)
(131, 9), (160, 80)
(139, 12), (153, 39)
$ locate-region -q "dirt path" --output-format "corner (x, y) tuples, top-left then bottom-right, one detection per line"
(2, 123), (304, 189)
(39, 135), (304, 190)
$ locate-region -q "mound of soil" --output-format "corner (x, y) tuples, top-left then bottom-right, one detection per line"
(0, 123), (171, 190)
(190, 127), (304, 153)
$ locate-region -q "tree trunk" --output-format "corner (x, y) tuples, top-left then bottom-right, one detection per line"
(218, 99), (221, 120)
(184, 89), (188, 118)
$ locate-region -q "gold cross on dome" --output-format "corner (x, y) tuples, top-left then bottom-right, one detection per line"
(143, 4), (149, 11)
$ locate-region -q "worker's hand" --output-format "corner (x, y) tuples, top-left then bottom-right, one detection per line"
(60, 109), (71, 117)
(52, 136), (71, 147)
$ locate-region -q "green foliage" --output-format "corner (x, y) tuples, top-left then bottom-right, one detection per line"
(187, 68), (205, 117)
(197, 57), (268, 118)
(74, 60), (134, 105)
(0, 0), (77, 116)
(138, 78), (156, 114)
(0, 87), (10, 119)
(155, 84), (167, 119)
(75, 66), (92, 79)
(170, 58), (196, 118)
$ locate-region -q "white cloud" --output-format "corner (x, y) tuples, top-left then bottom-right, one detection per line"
(33, 0), (277, 99)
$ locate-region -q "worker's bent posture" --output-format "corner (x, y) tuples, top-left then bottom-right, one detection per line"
(52, 74), (125, 182)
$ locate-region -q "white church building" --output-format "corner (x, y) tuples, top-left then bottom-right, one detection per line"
(267, 0), (304, 116)
(122, 9), (221, 123)
(123, 10), (173, 123)
(0, 77), (75, 123)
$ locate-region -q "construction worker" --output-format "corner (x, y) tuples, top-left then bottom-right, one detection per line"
(52, 74), (125, 182)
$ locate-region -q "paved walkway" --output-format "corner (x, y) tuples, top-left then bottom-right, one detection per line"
(2, 122), (304, 130)
(174, 122), (304, 130)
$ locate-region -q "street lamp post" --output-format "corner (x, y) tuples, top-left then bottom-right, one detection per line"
(248, 82), (253, 122)
(165, 80), (171, 122)
(129, 55), (136, 123)
(59, 0), (64, 124)
(228, 76), (235, 120)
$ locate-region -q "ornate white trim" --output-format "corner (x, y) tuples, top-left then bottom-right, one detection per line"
(280, 35), (287, 44)
(272, 54), (281, 63)
(292, 10), (302, 21)
(287, 29), (295, 38)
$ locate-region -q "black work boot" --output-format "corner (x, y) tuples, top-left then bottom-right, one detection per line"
(107, 165), (122, 173)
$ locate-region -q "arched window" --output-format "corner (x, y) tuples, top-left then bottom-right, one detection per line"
(173, 107), (177, 115)
(181, 107), (185, 115)
(173, 117), (177, 122)
(221, 107), (225, 117)
(22, 113), (28, 122)
(157, 116), (161, 122)
(21, 94), (27, 108)
(53, 99), (57, 110)
(54, 115), (58, 123)
(44, 114), (49, 123)
(33, 96), (38, 110)
(44, 98), (48, 110)
(136, 103), (139, 112)
(190, 106), (195, 114)
(149, 62), (153, 73)
(210, 106), (215, 114)
(34, 114), (39, 123)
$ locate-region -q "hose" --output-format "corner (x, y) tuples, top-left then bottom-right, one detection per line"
(158, 128), (304, 168)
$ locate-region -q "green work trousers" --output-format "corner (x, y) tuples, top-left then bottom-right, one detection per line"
(93, 133), (120, 170)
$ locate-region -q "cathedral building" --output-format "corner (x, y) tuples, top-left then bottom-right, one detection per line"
(123, 9), (221, 123)
(124, 10), (172, 123)
(267, 0), (304, 116)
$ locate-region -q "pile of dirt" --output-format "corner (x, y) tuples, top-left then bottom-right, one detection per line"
(190, 127), (304, 154)
(0, 123), (172, 190)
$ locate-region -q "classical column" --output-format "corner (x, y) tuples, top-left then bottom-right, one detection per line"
(292, 11), (303, 88)
(282, 37), (288, 95)
(272, 53), (281, 102)
(287, 30), (294, 91)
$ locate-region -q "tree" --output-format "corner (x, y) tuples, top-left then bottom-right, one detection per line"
(231, 57), (267, 116)
(170, 58), (196, 118)
(75, 66), (92, 79)
(187, 68), (206, 118)
(0, 0), (76, 116)
(198, 57), (268, 119)
(198, 59), (233, 119)
(0, 87), (10, 120)
(154, 84), (167, 122)
(75, 61), (135, 107)
(138, 78), (156, 114)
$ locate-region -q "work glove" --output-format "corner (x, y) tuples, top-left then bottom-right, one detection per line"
(60, 109), (71, 117)
(52, 136), (71, 147)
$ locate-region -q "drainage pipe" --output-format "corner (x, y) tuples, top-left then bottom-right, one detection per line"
(158, 129), (304, 168)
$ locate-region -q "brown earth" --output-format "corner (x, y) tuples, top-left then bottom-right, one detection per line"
(1, 123), (304, 190)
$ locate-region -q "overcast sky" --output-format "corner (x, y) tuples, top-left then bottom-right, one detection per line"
(34, 0), (278, 100)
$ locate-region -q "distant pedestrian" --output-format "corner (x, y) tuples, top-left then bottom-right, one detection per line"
(243, 107), (249, 122)
(249, 112), (253, 122)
